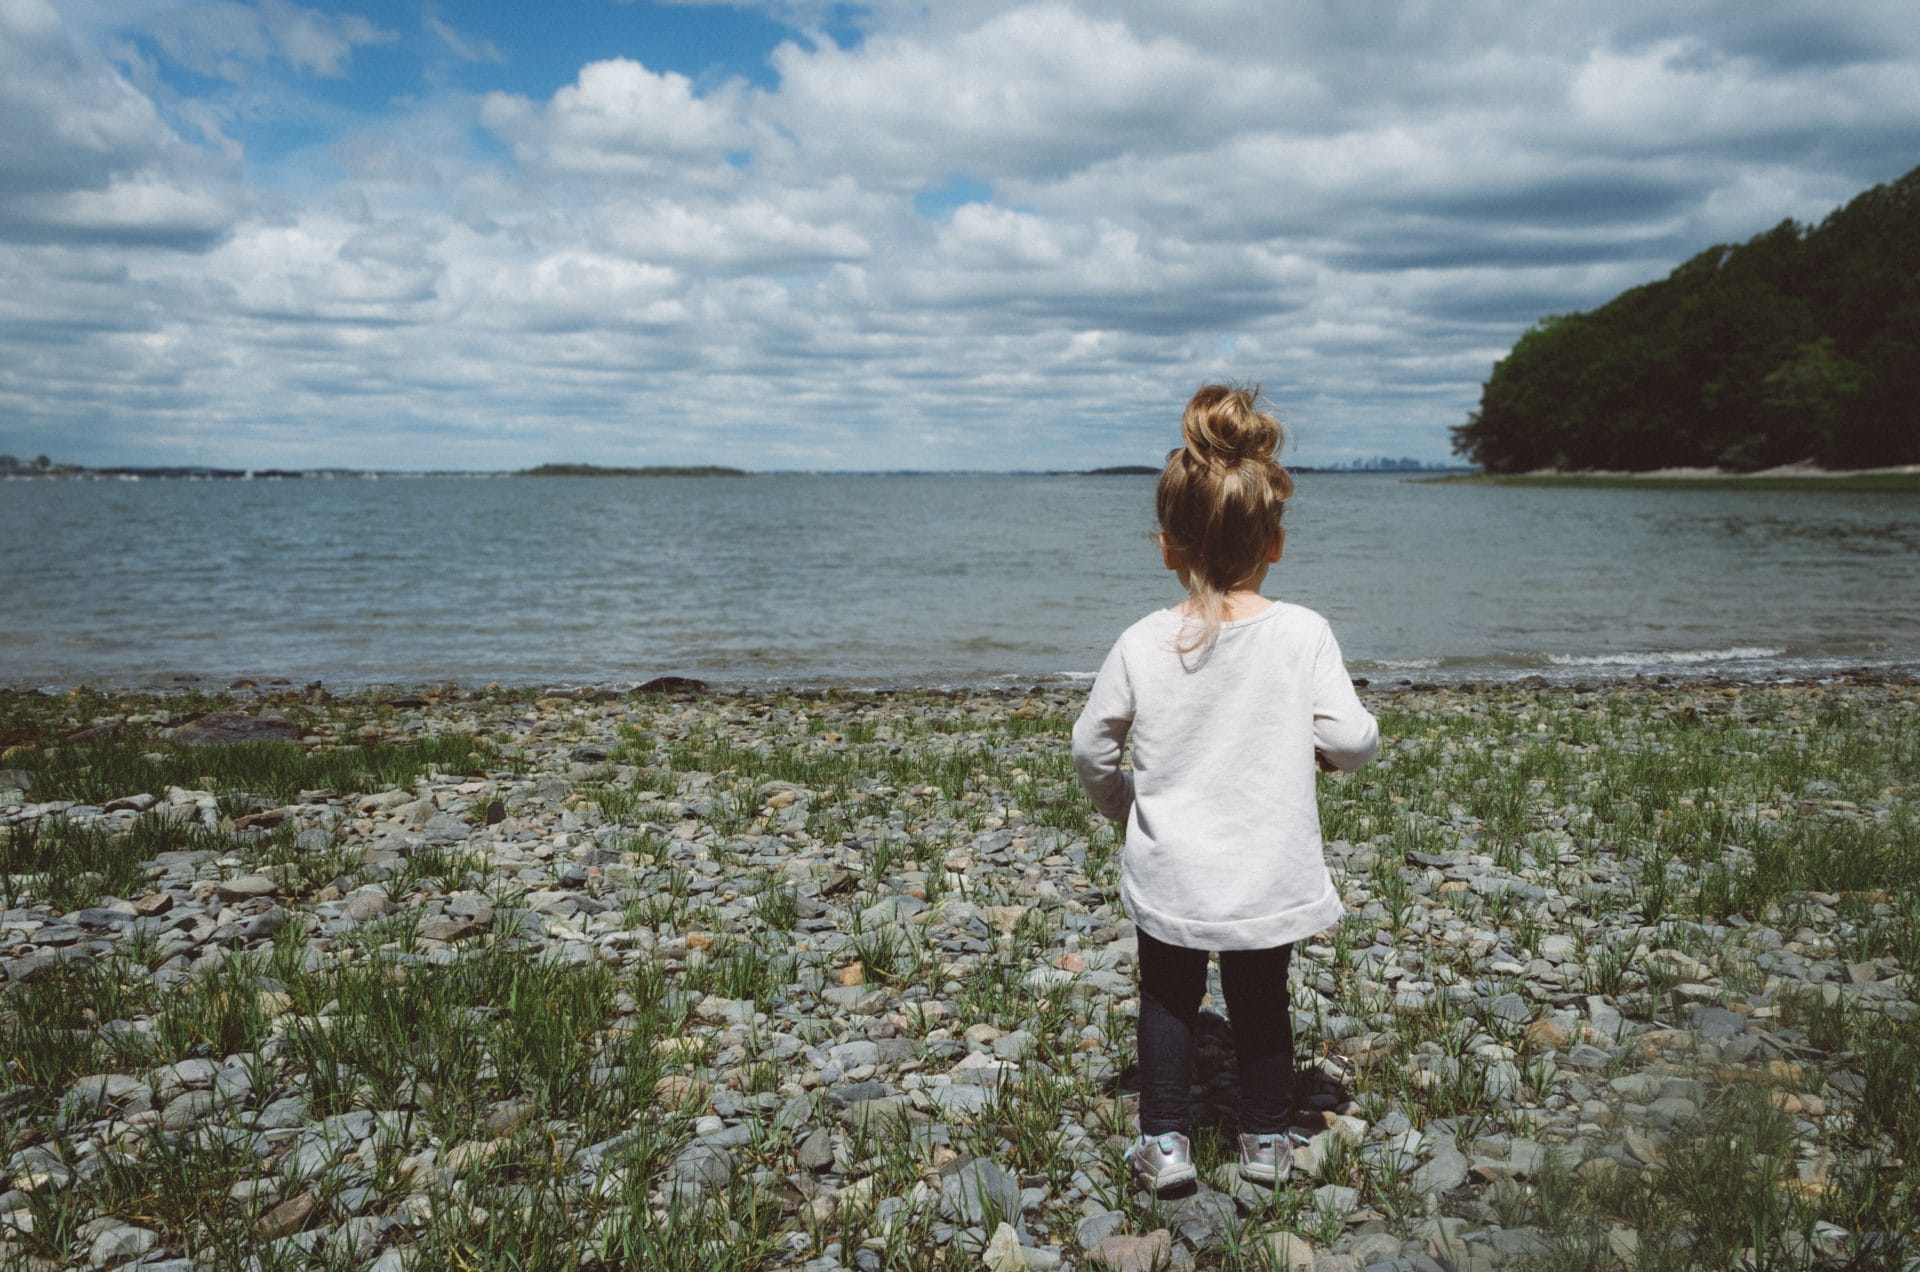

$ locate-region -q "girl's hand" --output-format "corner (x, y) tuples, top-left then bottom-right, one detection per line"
(1315, 749), (1337, 773)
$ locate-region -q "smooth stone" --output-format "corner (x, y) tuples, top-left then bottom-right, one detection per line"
(214, 876), (277, 901)
(1539, 934), (1578, 961)
(1647, 1096), (1698, 1127)
(1586, 996), (1623, 1040)
(66, 1073), (147, 1110)
(1265, 1231), (1315, 1271)
(1484, 993), (1531, 1025)
(665, 1143), (732, 1196)
(86, 1221), (159, 1265)
(930, 1084), (992, 1115)
(1691, 1005), (1746, 1039)
(443, 1140), (506, 1172)
(344, 892), (391, 922)
(796, 1126), (834, 1170)
(1169, 1189), (1237, 1250)
(1485, 1227), (1552, 1259)
(149, 1058), (221, 1100)
(1077, 1209), (1127, 1251)
(1089, 1230), (1172, 1272)
(939, 1158), (1019, 1225)
(826, 1080), (893, 1107)
(418, 916), (484, 942)
(1608, 1074), (1661, 1101)
(982, 1222), (1025, 1272)
(173, 713), (302, 745)
(1411, 1143), (1469, 1195)
(161, 1089), (224, 1130)
(485, 1100), (538, 1136)
(1349, 1231), (1404, 1263)
(420, 812), (471, 841)
(1506, 1140), (1554, 1176)
(1624, 1131), (1663, 1166)
(1311, 1184), (1359, 1219)
(254, 1191), (319, 1239)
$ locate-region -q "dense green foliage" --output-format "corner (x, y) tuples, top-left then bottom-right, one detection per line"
(1452, 165), (1920, 472)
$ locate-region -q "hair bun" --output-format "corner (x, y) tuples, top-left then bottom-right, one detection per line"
(1180, 384), (1280, 468)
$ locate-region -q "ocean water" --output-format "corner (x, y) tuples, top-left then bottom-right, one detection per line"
(2, 473), (1916, 690)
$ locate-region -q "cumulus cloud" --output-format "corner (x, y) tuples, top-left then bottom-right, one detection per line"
(0, 0), (234, 248)
(4, 0), (1920, 469)
(764, 5), (1312, 183)
(205, 217), (446, 321)
(143, 0), (393, 80)
(481, 59), (752, 175)
(596, 187), (875, 271)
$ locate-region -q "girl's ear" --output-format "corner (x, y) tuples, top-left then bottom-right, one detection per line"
(1268, 527), (1285, 563)
(1160, 536), (1183, 571)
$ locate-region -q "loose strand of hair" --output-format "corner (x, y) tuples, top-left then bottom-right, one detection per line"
(1174, 573), (1228, 655)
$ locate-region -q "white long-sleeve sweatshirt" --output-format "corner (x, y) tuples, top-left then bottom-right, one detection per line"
(1071, 601), (1378, 950)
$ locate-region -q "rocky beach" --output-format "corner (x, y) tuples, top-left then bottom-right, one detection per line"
(1, 675), (1915, 1270)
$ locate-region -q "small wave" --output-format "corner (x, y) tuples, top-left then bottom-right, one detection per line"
(1547, 646), (1787, 668)
(1362, 657), (1442, 671)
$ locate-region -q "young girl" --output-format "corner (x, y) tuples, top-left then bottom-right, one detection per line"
(1072, 384), (1378, 1192)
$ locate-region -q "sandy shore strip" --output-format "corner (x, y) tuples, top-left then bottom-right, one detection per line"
(2, 676), (1915, 1270)
(1519, 464), (1920, 480)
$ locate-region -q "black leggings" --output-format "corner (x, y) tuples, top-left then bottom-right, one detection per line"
(1136, 928), (1294, 1136)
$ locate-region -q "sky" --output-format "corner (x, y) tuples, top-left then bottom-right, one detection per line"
(2, 1), (1917, 471)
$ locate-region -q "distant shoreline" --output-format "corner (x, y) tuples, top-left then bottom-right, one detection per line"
(515, 463), (748, 478)
(3, 462), (1469, 481)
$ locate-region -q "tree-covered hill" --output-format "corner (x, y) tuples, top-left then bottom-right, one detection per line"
(1451, 165), (1920, 472)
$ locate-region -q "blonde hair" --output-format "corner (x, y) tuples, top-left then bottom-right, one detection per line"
(1156, 384), (1294, 653)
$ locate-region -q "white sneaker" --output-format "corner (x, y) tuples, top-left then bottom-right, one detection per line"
(1237, 1132), (1293, 1184)
(1129, 1131), (1197, 1193)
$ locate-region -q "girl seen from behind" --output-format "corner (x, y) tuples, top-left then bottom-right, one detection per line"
(1071, 384), (1378, 1192)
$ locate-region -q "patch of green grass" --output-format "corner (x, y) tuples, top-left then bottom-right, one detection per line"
(1515, 1083), (1834, 1269)
(0, 955), (158, 1111)
(2, 816), (154, 911)
(147, 950), (275, 1062)
(278, 944), (643, 1144)
(751, 877), (799, 931)
(12, 732), (496, 807)
(391, 841), (486, 895)
(686, 938), (791, 1006)
(245, 820), (365, 894)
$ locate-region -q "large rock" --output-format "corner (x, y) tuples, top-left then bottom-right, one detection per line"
(173, 713), (304, 746)
(939, 1157), (1019, 1225)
